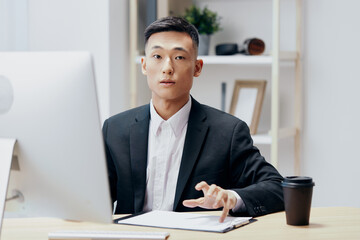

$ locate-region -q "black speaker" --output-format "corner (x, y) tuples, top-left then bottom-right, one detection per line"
(215, 43), (239, 55)
(215, 38), (265, 56)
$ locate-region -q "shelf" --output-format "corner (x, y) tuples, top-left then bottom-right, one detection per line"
(252, 134), (272, 145)
(130, 0), (302, 174)
(252, 127), (297, 145)
(198, 55), (272, 65)
(135, 51), (297, 65)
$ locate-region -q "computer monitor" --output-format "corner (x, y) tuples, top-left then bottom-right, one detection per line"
(0, 52), (113, 228)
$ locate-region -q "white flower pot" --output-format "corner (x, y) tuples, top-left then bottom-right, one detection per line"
(198, 34), (211, 55)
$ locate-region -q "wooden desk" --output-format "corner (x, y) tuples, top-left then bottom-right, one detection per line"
(1, 207), (359, 240)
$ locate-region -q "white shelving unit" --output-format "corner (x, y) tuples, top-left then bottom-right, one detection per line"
(129, 0), (303, 174)
(135, 52), (297, 65)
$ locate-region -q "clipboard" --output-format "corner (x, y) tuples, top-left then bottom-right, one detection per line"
(115, 210), (252, 233)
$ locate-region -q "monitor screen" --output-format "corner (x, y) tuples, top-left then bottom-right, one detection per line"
(0, 52), (113, 225)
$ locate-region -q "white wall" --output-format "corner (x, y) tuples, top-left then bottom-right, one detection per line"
(302, 0), (360, 208)
(0, 0), (28, 51)
(1, 0), (130, 122)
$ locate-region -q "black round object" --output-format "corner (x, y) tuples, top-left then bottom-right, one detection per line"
(282, 176), (315, 188)
(215, 43), (239, 55)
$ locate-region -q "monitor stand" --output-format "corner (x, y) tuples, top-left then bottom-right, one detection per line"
(0, 138), (16, 238)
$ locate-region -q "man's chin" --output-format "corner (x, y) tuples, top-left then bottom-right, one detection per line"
(152, 93), (190, 104)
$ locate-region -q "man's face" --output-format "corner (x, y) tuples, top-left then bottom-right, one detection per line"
(141, 31), (203, 105)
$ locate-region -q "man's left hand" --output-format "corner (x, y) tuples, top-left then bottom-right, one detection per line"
(182, 181), (237, 223)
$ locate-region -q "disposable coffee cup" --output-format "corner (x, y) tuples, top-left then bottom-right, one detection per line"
(281, 176), (315, 226)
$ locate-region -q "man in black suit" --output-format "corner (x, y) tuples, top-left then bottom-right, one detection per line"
(103, 16), (284, 222)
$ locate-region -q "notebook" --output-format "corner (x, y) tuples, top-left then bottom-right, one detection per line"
(116, 210), (252, 233)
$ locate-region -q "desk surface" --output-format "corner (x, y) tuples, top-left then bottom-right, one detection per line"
(1, 207), (360, 240)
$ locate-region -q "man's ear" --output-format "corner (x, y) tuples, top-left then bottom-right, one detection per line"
(194, 59), (203, 77)
(141, 57), (147, 75)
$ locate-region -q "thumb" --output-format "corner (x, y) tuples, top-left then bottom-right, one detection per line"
(182, 198), (204, 208)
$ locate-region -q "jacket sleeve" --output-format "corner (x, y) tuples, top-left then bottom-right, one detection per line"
(229, 120), (284, 217)
(102, 119), (118, 205)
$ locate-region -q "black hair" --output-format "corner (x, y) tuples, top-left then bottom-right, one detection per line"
(144, 16), (199, 49)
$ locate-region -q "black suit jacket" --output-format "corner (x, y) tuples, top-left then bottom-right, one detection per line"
(102, 98), (284, 217)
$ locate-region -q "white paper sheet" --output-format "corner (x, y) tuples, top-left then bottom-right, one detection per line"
(117, 210), (252, 233)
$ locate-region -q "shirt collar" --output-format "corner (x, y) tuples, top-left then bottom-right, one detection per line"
(150, 98), (192, 137)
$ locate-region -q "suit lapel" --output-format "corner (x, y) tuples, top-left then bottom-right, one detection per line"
(129, 105), (150, 213)
(173, 99), (208, 210)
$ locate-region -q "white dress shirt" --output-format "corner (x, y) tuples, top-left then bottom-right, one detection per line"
(143, 99), (191, 211)
(143, 98), (245, 213)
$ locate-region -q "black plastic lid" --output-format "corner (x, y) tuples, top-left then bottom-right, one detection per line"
(281, 176), (315, 188)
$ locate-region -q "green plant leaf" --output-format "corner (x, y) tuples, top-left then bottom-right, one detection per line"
(183, 5), (221, 35)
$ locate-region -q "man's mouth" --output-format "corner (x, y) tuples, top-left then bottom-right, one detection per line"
(160, 80), (175, 86)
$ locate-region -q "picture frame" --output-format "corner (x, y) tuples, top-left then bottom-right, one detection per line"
(229, 80), (267, 135)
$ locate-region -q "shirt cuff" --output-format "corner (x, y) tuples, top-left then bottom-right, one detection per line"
(228, 190), (246, 213)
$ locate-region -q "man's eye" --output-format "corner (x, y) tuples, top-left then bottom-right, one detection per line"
(175, 56), (185, 60)
(153, 54), (161, 59)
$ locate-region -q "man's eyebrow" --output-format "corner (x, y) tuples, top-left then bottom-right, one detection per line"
(173, 47), (189, 53)
(150, 45), (189, 53)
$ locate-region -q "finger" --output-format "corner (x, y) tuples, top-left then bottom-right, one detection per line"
(182, 198), (205, 208)
(219, 205), (230, 223)
(195, 181), (209, 195)
(195, 181), (209, 190)
(207, 184), (220, 197)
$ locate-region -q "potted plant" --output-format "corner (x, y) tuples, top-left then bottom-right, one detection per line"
(183, 5), (221, 55)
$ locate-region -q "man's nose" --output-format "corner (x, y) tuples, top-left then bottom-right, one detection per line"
(162, 58), (173, 75)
